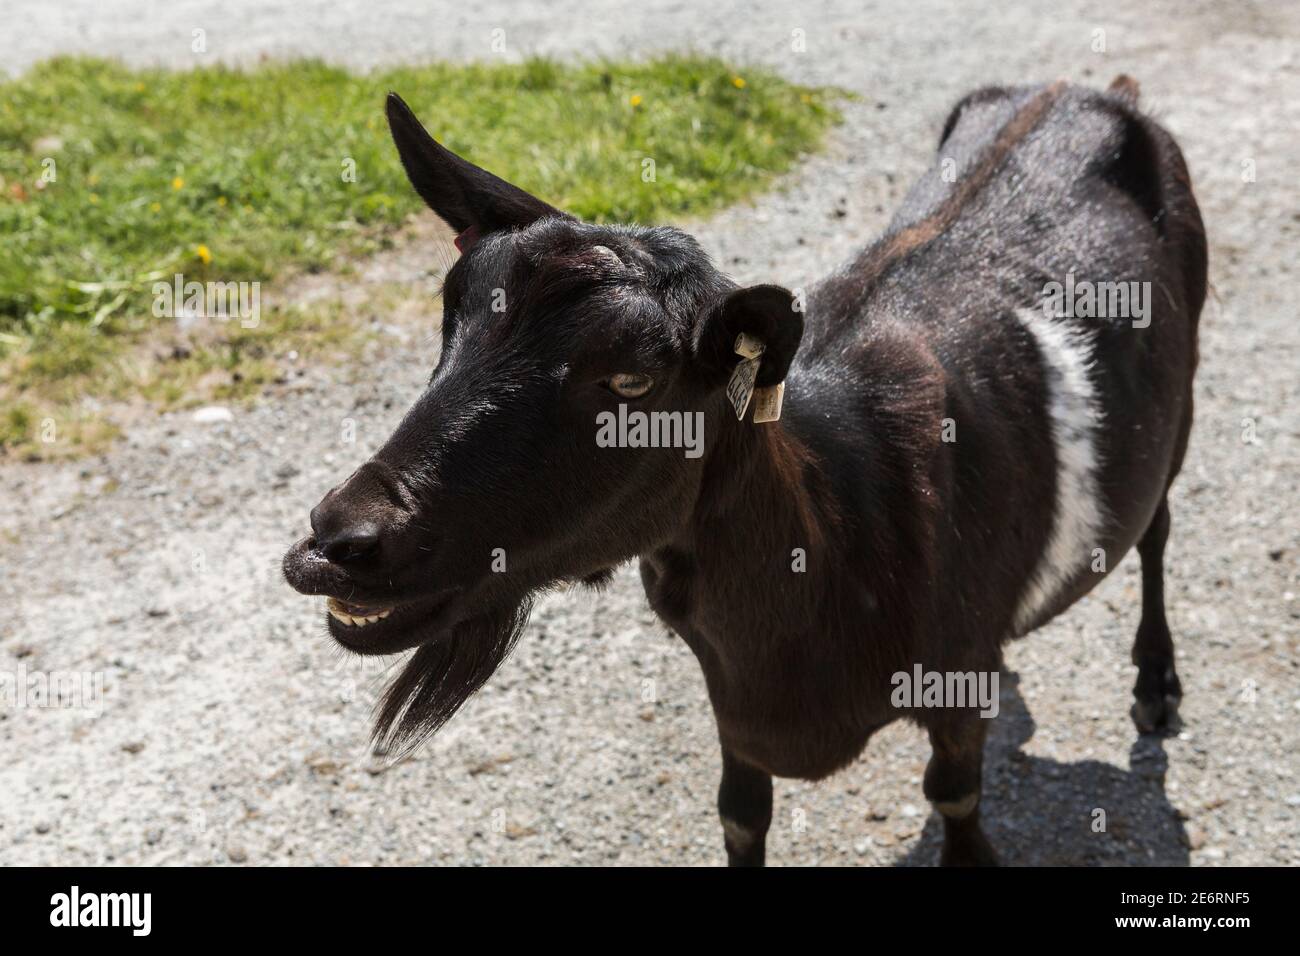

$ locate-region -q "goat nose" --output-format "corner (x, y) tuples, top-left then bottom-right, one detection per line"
(309, 503), (382, 564)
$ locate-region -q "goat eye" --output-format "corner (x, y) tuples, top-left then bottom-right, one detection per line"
(606, 373), (654, 399)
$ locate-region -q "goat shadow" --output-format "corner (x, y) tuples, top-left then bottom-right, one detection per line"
(895, 670), (1189, 866)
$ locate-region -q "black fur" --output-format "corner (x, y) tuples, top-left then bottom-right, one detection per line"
(284, 82), (1207, 865)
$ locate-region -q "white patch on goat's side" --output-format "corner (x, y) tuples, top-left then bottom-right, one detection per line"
(1012, 308), (1106, 635)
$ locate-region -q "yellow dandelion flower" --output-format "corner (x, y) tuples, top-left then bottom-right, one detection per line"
(217, 196), (227, 207)
(172, 177), (184, 190)
(89, 193), (100, 204)
(150, 201), (161, 213)
(196, 244), (212, 265)
(800, 92), (812, 104)
(732, 76), (746, 89)
(629, 94), (643, 107)
(133, 82), (145, 93)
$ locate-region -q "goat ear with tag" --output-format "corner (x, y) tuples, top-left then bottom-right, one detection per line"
(696, 284), (803, 421)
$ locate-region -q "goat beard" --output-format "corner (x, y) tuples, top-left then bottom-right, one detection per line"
(372, 597), (533, 756)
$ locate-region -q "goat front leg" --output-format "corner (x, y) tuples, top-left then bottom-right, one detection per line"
(717, 746), (772, 866)
(924, 715), (998, 866)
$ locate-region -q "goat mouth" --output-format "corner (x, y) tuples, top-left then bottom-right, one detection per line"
(326, 597), (395, 627)
(325, 588), (462, 655)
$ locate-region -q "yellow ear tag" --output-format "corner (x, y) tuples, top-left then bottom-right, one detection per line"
(726, 332), (784, 423)
(733, 331), (764, 361)
(726, 333), (764, 420)
(752, 381), (784, 423)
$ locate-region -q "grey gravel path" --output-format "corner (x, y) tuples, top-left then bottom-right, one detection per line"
(1, 0), (1297, 866)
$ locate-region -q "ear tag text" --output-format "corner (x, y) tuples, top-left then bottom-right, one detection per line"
(752, 381), (784, 423)
(726, 332), (784, 423)
(727, 333), (764, 420)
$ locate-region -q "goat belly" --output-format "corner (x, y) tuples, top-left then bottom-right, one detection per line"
(716, 716), (892, 781)
(711, 690), (896, 781)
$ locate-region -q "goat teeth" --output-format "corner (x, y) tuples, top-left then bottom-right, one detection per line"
(326, 599), (393, 627)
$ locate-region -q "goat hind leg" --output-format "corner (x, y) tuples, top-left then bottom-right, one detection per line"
(1132, 497), (1182, 733)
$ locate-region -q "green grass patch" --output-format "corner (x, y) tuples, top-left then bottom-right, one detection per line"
(0, 54), (840, 456)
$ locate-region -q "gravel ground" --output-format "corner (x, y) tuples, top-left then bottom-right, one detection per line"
(2, 0), (1297, 866)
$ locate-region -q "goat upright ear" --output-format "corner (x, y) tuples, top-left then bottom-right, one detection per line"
(695, 284), (804, 389)
(385, 93), (568, 246)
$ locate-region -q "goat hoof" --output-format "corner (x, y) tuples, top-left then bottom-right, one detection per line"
(939, 832), (1000, 867)
(1132, 694), (1182, 734)
(1132, 663), (1182, 734)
